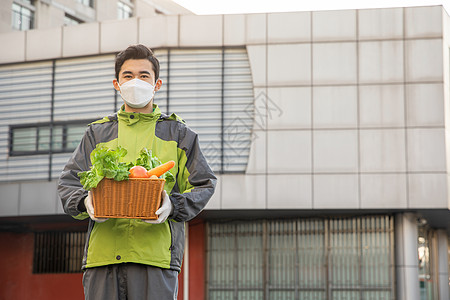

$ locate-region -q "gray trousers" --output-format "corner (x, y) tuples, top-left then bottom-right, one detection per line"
(82, 263), (178, 300)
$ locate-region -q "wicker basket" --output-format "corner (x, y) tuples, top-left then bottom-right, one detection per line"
(91, 178), (165, 219)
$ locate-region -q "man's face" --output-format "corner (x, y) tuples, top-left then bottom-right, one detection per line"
(113, 58), (162, 91)
(113, 59), (162, 111)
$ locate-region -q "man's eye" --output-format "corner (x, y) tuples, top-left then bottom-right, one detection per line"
(141, 75), (149, 79)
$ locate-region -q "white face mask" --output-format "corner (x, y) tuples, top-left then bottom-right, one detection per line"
(119, 78), (156, 109)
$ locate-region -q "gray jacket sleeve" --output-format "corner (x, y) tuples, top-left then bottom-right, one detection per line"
(58, 126), (96, 217)
(169, 125), (217, 222)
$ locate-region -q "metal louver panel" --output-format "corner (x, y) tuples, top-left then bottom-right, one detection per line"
(223, 49), (254, 173)
(167, 49), (223, 172)
(153, 49), (168, 113)
(53, 55), (116, 121)
(0, 61), (53, 181)
(51, 55), (116, 178)
(163, 48), (253, 173)
(0, 48), (254, 182)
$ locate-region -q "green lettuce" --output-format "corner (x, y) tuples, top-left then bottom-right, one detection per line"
(78, 145), (129, 190)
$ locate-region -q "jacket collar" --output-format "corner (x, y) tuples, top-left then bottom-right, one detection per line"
(118, 104), (161, 125)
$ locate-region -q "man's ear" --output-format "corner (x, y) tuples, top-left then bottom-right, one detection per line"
(113, 79), (120, 92)
(154, 78), (163, 92)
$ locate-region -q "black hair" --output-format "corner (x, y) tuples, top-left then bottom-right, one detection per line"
(115, 44), (160, 81)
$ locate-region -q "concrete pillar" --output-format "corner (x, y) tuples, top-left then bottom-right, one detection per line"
(436, 229), (449, 300)
(395, 213), (420, 300)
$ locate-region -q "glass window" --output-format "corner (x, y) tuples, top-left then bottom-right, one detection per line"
(76, 0), (94, 8)
(10, 122), (89, 156)
(118, 1), (133, 19)
(418, 226), (434, 300)
(12, 127), (37, 152)
(207, 216), (395, 299)
(66, 124), (86, 150)
(208, 222), (264, 298)
(12, 2), (34, 31)
(52, 126), (64, 151)
(37, 127), (50, 151)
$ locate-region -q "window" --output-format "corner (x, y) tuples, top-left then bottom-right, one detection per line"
(418, 225), (434, 300)
(9, 120), (93, 156)
(64, 14), (82, 26)
(76, 0), (94, 8)
(33, 231), (86, 273)
(118, 0), (133, 19)
(12, 1), (34, 31)
(207, 216), (395, 299)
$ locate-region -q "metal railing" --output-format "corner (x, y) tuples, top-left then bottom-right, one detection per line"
(33, 231), (86, 274)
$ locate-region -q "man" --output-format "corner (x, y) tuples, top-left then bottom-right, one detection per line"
(58, 44), (217, 300)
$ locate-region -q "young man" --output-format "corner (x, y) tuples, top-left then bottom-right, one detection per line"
(58, 44), (217, 300)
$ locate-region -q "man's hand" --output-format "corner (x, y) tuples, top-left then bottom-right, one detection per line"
(143, 190), (173, 224)
(84, 191), (108, 223)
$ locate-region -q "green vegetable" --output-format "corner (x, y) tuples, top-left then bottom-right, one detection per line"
(78, 145), (129, 190)
(133, 148), (155, 170)
(134, 148), (175, 183)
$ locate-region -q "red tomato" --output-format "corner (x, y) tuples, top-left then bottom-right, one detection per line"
(129, 166), (149, 178)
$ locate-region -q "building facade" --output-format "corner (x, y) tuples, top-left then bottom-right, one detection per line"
(0, 3), (449, 300)
(0, 0), (192, 33)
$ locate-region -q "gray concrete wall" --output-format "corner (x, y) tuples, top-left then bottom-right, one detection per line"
(0, 180), (64, 217)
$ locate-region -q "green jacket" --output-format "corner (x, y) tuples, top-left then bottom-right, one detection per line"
(58, 105), (217, 271)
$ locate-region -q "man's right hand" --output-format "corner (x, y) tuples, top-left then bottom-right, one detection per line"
(84, 191), (108, 223)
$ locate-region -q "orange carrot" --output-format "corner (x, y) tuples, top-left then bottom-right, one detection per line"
(147, 160), (175, 177)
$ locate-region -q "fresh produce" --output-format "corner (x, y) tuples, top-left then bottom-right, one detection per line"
(130, 160), (175, 179)
(78, 145), (129, 191)
(78, 146), (175, 190)
(134, 148), (160, 170)
(133, 148), (175, 183)
(129, 165), (150, 178)
(147, 160), (175, 177)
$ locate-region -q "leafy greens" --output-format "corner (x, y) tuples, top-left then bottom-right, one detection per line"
(78, 145), (129, 190)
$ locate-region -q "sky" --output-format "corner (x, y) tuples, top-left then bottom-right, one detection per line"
(172, 0), (450, 15)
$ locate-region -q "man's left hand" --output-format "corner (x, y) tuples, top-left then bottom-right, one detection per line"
(143, 190), (173, 224)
